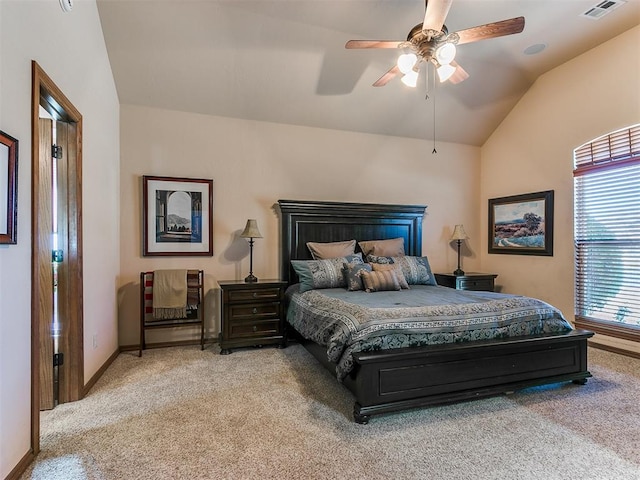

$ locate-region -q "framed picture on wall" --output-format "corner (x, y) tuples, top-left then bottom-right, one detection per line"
(0, 130), (18, 245)
(488, 190), (554, 256)
(142, 175), (213, 256)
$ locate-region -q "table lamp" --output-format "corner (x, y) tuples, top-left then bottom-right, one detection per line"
(450, 224), (468, 276)
(240, 219), (263, 283)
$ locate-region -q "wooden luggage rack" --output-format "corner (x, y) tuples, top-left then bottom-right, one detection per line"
(139, 270), (205, 356)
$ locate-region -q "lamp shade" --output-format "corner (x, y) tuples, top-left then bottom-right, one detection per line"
(240, 219), (263, 239)
(450, 224), (468, 241)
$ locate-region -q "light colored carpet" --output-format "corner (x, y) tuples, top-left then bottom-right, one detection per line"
(20, 345), (640, 480)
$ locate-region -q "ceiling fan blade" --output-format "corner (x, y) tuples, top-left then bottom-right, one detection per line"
(455, 17), (525, 45)
(373, 66), (400, 87)
(345, 40), (402, 49)
(422, 0), (453, 33)
(448, 61), (469, 84)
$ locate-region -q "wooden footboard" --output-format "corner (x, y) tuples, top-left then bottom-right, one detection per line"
(339, 329), (593, 423)
(302, 329), (594, 423)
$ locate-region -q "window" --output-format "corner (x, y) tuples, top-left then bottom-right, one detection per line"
(574, 124), (640, 341)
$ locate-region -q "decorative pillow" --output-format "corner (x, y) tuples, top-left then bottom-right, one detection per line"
(307, 239), (356, 260)
(292, 253), (363, 292)
(371, 263), (410, 289)
(366, 255), (437, 286)
(343, 262), (372, 291)
(361, 270), (401, 293)
(358, 237), (405, 257)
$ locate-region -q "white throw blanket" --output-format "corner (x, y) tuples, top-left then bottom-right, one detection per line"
(152, 269), (188, 320)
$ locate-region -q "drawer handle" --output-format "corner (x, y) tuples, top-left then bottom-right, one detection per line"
(252, 325), (257, 332)
(253, 292), (258, 298)
(252, 307), (257, 314)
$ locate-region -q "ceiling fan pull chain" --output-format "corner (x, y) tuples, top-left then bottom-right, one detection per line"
(425, 62), (430, 100)
(424, 65), (429, 100)
(432, 66), (437, 154)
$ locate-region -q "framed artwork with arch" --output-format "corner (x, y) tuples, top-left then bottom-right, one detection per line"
(142, 175), (213, 256)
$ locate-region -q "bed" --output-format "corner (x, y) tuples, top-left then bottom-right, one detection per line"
(277, 199), (594, 424)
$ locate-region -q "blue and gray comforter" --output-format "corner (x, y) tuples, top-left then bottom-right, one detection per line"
(286, 285), (573, 380)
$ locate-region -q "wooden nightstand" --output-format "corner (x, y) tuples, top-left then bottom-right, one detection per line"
(218, 279), (288, 355)
(434, 273), (498, 292)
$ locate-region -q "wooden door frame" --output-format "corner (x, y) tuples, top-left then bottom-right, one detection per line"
(31, 61), (84, 454)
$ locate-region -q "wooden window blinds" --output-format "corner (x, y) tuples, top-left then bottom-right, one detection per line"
(573, 124), (640, 340)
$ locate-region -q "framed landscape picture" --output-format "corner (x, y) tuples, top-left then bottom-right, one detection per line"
(143, 175), (213, 256)
(488, 190), (554, 256)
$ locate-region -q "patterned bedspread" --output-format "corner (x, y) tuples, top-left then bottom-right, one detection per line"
(286, 285), (573, 381)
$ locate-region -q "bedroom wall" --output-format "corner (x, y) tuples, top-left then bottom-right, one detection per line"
(0, 1), (120, 477)
(480, 26), (640, 352)
(118, 105), (481, 346)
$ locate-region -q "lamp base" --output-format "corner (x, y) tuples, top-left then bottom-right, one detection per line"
(453, 268), (465, 276)
(244, 274), (258, 283)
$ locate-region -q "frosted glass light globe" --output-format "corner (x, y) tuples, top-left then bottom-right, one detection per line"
(435, 43), (456, 66)
(397, 53), (418, 74)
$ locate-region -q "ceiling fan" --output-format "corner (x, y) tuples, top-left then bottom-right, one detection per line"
(345, 0), (525, 87)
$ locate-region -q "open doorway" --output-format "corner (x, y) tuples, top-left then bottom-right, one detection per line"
(30, 61), (84, 454)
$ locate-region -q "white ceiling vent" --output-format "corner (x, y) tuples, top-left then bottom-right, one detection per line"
(582, 0), (627, 20)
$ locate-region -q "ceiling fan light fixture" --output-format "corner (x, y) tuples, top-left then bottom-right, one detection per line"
(435, 42), (456, 65)
(401, 69), (419, 87)
(397, 53), (418, 74)
(345, 3), (526, 89)
(437, 63), (456, 82)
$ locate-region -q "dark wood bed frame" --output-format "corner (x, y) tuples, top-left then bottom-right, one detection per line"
(277, 199), (594, 424)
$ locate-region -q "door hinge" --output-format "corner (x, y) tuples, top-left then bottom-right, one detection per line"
(53, 352), (64, 367)
(52, 250), (64, 263)
(52, 145), (63, 159)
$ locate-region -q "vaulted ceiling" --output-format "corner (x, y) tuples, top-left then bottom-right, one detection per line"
(97, 0), (640, 146)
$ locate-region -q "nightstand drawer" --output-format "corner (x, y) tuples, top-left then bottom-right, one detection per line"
(227, 287), (282, 303)
(228, 319), (280, 338)
(229, 303), (280, 320)
(458, 279), (494, 291)
(434, 273), (497, 292)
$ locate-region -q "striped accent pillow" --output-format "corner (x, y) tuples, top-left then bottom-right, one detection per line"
(361, 270), (401, 293)
(371, 263), (410, 289)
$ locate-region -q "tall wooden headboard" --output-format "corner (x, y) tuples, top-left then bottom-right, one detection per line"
(277, 200), (426, 284)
